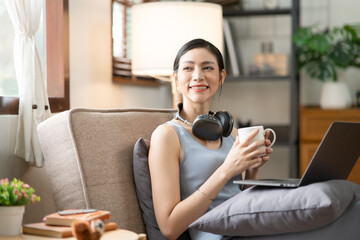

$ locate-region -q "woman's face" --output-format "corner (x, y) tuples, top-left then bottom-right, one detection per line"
(175, 48), (225, 104)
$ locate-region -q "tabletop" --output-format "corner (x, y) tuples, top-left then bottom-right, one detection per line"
(0, 229), (145, 240)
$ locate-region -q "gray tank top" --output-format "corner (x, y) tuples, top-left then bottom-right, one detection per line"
(167, 121), (242, 240)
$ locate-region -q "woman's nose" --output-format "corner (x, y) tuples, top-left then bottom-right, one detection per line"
(192, 67), (204, 80)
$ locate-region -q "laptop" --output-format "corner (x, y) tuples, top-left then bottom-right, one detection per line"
(233, 121), (360, 188)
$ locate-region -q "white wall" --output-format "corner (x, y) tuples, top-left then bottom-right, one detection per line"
(1, 0), (360, 223)
(0, 116), (27, 178)
(68, 0), (172, 109)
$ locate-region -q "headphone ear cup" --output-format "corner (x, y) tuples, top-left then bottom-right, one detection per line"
(192, 115), (223, 141)
(214, 111), (234, 137)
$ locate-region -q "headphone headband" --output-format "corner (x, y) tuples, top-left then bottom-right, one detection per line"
(174, 103), (193, 126)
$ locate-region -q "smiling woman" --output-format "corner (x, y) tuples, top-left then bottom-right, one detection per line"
(175, 48), (225, 104)
(146, 39), (274, 240)
(0, 0), (69, 115)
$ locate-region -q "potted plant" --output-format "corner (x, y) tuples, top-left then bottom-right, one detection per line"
(0, 178), (40, 236)
(293, 23), (360, 109)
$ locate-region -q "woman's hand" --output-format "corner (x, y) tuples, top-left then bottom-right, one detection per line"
(221, 129), (272, 180)
(245, 129), (274, 179)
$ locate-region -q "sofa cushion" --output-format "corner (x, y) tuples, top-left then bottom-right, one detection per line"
(38, 108), (176, 234)
(189, 180), (360, 236)
(133, 137), (167, 240)
(133, 137), (191, 240)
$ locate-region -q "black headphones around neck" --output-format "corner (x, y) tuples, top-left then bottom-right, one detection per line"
(174, 103), (234, 141)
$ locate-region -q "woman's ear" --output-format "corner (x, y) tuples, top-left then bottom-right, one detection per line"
(173, 72), (178, 86)
(219, 69), (226, 85)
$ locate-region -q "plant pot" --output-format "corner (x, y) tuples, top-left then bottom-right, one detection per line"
(320, 82), (352, 109)
(0, 205), (25, 236)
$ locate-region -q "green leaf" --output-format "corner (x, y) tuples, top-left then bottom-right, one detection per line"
(305, 58), (337, 81)
(293, 27), (312, 47)
(293, 23), (360, 81)
(330, 40), (353, 67)
(0, 178), (40, 206)
(307, 34), (331, 53)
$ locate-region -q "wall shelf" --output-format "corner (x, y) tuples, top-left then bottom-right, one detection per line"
(223, 8), (291, 17)
(226, 75), (290, 82)
(223, 0), (300, 178)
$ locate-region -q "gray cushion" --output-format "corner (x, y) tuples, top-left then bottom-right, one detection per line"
(133, 138), (167, 240)
(133, 137), (191, 240)
(189, 180), (360, 236)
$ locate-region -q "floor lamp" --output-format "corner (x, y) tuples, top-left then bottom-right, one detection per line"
(131, 1), (223, 108)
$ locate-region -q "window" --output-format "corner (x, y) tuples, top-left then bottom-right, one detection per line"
(111, 0), (161, 86)
(112, 0), (135, 78)
(0, 1), (17, 97)
(0, 0), (69, 114)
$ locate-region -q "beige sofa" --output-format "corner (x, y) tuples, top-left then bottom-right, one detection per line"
(37, 107), (176, 236)
(37, 108), (360, 240)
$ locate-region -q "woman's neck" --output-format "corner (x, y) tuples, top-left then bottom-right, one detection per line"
(181, 101), (211, 124)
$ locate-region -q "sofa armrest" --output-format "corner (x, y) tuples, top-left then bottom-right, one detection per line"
(38, 111), (89, 210)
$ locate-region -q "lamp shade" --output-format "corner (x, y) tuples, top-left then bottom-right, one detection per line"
(131, 2), (223, 77)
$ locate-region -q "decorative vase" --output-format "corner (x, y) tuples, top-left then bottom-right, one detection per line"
(0, 205), (25, 236)
(320, 81), (352, 109)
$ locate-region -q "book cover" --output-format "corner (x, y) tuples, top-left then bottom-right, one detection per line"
(22, 221), (118, 238)
(22, 223), (73, 238)
(44, 210), (111, 226)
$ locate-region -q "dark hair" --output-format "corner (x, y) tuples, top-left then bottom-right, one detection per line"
(173, 38), (225, 75)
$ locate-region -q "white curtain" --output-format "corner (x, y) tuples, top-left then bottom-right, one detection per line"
(5, 0), (51, 167)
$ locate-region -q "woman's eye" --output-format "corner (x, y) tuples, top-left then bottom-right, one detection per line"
(183, 66), (192, 71)
(204, 66), (214, 70)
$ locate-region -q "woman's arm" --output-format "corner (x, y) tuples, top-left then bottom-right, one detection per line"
(149, 125), (267, 239)
(149, 124), (228, 239)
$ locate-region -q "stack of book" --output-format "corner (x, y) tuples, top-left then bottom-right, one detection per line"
(22, 209), (117, 238)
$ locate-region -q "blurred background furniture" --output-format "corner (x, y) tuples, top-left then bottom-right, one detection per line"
(300, 106), (360, 184)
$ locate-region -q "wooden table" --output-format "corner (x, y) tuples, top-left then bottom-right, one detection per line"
(0, 229), (145, 240)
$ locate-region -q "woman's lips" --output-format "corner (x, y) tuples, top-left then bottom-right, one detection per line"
(189, 85), (209, 91)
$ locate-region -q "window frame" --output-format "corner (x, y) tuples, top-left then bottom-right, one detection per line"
(111, 0), (161, 86)
(0, 0), (69, 115)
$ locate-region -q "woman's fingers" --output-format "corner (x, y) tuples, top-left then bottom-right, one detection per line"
(242, 139), (266, 154)
(250, 156), (270, 169)
(239, 130), (273, 150)
(227, 134), (273, 175)
(239, 129), (259, 147)
(244, 141), (273, 162)
(264, 129), (270, 139)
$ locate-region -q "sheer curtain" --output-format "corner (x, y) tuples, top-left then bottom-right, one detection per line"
(5, 0), (51, 167)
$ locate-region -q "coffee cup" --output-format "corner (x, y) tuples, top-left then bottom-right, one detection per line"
(238, 126), (276, 156)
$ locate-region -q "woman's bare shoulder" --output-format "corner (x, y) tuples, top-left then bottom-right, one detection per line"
(152, 122), (176, 138)
(150, 122), (181, 163)
(151, 122), (179, 146)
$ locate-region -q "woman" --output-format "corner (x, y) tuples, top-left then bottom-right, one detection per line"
(149, 39), (273, 240)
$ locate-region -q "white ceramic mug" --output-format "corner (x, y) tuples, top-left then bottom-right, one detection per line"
(238, 126), (276, 156)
